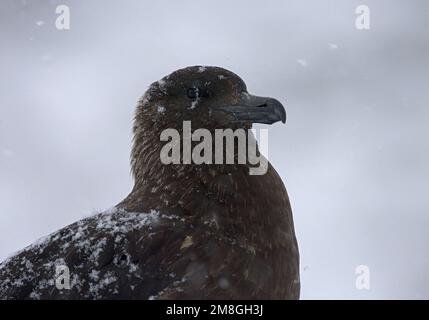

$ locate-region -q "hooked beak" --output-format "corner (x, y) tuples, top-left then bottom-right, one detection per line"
(212, 92), (286, 125)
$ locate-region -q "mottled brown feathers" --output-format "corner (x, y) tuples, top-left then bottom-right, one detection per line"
(0, 66), (299, 300)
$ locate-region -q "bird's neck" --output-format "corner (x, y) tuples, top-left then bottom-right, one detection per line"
(118, 126), (269, 217)
(117, 126), (293, 244)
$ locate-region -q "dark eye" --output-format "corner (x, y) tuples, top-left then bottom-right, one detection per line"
(187, 87), (198, 100)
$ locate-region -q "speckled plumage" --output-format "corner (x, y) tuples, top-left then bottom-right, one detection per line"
(0, 66), (299, 299)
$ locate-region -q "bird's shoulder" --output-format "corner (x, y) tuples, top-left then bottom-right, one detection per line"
(0, 208), (192, 299)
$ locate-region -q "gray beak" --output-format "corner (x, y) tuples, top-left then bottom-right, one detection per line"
(213, 92), (286, 125)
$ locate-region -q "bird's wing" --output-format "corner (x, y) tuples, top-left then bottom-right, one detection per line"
(0, 208), (194, 299)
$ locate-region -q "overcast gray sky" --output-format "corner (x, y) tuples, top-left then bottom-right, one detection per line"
(1, 0), (428, 299)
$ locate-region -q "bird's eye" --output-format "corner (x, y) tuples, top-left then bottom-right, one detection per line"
(187, 87), (198, 100)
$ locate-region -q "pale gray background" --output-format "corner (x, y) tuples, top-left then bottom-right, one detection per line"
(1, 0), (428, 299)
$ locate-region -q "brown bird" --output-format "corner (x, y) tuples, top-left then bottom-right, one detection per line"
(0, 66), (300, 299)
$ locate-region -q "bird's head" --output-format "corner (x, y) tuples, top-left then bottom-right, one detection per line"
(130, 66), (286, 185)
(125, 66), (287, 205)
(137, 66), (286, 131)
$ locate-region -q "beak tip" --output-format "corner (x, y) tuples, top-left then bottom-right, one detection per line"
(273, 99), (286, 124)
